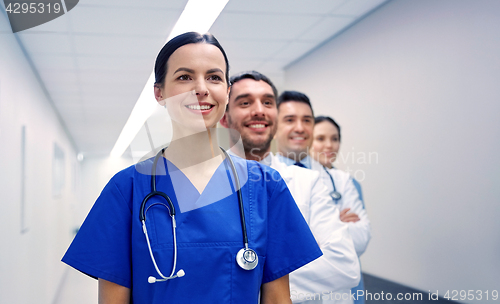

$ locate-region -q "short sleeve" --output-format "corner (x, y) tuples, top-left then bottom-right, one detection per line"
(61, 169), (133, 288)
(262, 172), (323, 283)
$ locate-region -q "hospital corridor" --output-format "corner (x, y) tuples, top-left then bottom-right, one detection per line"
(1, 0), (499, 303)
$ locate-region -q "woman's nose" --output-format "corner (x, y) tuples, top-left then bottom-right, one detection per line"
(194, 79), (209, 96)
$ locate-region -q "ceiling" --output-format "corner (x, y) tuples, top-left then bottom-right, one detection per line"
(7, 0), (389, 156)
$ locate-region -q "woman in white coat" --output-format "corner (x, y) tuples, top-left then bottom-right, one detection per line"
(310, 116), (371, 304)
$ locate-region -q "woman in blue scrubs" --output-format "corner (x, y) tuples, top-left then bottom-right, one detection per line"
(62, 32), (322, 304)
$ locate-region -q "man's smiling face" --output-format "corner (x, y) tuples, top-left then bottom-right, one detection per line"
(275, 101), (314, 161)
(222, 78), (277, 155)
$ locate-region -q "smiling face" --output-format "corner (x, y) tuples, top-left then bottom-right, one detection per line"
(154, 43), (228, 132)
(275, 101), (314, 161)
(220, 78), (277, 159)
(310, 121), (341, 168)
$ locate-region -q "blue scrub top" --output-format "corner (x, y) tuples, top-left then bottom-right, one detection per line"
(62, 155), (322, 304)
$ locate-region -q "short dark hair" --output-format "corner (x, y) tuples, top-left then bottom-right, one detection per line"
(154, 32), (230, 87)
(229, 71), (278, 101)
(277, 91), (314, 116)
(315, 116), (341, 142)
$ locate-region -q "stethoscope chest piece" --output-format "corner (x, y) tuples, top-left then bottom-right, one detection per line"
(236, 247), (258, 270)
(330, 191), (342, 201)
(324, 166), (342, 202)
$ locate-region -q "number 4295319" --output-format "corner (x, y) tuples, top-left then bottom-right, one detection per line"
(443, 290), (498, 301)
(5, 3), (62, 14)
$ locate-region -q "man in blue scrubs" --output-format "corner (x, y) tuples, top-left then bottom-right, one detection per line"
(220, 71), (360, 304)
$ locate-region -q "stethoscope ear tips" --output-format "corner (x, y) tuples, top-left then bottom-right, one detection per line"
(176, 269), (185, 277)
(148, 270), (185, 283)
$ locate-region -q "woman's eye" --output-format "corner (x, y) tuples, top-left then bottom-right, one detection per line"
(208, 75), (222, 81)
(178, 75), (191, 81)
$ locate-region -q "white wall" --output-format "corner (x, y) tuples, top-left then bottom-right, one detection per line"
(50, 156), (133, 304)
(78, 156), (134, 225)
(0, 10), (81, 304)
(285, 0), (500, 301)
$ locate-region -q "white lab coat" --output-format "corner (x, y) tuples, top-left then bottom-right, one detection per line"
(310, 159), (371, 256)
(262, 154), (360, 304)
(310, 159), (371, 304)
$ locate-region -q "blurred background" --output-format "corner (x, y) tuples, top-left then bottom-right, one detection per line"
(1, 0), (499, 303)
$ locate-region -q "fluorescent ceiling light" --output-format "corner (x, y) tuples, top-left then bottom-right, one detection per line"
(110, 73), (156, 158)
(110, 0), (229, 158)
(169, 0), (230, 40)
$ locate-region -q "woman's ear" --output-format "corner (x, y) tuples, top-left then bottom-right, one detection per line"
(225, 86), (230, 106)
(154, 85), (166, 106)
(220, 113), (229, 128)
(224, 86), (230, 107)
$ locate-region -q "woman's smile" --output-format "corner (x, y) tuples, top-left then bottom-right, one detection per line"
(184, 102), (215, 114)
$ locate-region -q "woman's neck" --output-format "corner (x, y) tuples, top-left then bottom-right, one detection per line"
(165, 125), (223, 170)
(323, 162), (333, 169)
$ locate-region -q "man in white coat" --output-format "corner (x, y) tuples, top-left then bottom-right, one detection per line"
(274, 91), (371, 304)
(220, 71), (360, 303)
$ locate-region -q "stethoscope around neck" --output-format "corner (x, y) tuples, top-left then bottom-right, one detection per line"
(323, 166), (342, 202)
(140, 147), (258, 284)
